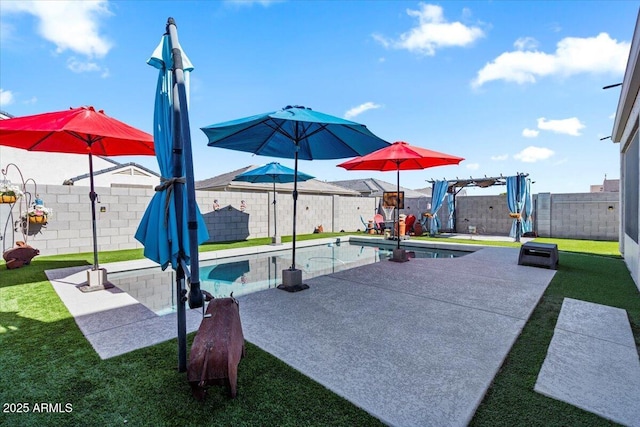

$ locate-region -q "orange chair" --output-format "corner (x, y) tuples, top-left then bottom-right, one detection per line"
(405, 214), (416, 235)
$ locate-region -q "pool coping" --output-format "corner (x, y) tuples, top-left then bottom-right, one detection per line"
(44, 236), (489, 359)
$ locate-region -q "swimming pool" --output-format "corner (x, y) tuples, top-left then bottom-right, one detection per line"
(107, 241), (468, 315)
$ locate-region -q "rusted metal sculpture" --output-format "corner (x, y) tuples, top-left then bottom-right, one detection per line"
(3, 241), (39, 269)
(187, 291), (246, 400)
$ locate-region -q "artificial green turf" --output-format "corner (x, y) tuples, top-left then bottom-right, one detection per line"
(0, 250), (382, 427)
(471, 251), (639, 426)
(1, 234), (637, 426)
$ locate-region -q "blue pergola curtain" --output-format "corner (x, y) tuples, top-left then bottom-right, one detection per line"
(522, 178), (533, 233)
(506, 175), (526, 238)
(447, 193), (454, 230)
(430, 180), (449, 235)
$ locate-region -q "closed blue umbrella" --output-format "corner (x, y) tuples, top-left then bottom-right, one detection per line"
(202, 105), (388, 290)
(234, 162), (314, 244)
(135, 18), (209, 371)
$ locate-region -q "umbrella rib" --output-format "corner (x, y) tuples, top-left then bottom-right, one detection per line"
(24, 131), (56, 150)
(250, 119), (296, 154)
(310, 126), (361, 157)
(66, 130), (104, 147)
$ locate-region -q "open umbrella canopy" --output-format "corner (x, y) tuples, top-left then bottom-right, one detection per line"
(233, 162), (314, 184)
(337, 141), (463, 171)
(234, 162), (314, 244)
(0, 106), (154, 155)
(338, 141), (463, 250)
(201, 105), (389, 160)
(0, 106), (154, 274)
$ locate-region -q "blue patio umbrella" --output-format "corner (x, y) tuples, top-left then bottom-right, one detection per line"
(201, 105), (388, 290)
(234, 162), (314, 244)
(135, 18), (209, 371)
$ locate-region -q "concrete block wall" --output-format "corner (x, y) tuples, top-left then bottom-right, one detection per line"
(546, 192), (619, 240)
(334, 195), (378, 233)
(0, 184), (620, 257)
(455, 192), (619, 240)
(1, 184), (152, 256)
(455, 195), (512, 235)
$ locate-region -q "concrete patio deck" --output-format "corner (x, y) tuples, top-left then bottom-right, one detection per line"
(46, 240), (558, 426)
(238, 246), (554, 426)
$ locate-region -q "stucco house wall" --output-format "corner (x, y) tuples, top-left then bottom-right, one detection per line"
(612, 9), (640, 290)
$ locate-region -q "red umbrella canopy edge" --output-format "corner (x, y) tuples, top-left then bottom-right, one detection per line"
(0, 106), (154, 156)
(337, 141), (464, 171)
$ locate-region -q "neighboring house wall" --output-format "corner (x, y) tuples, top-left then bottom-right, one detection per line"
(0, 147), (117, 185)
(72, 165), (160, 188)
(0, 184), (621, 258)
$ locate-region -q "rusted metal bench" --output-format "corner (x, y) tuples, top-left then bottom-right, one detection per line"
(518, 242), (558, 270)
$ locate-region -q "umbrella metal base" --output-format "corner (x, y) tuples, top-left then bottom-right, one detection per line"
(277, 268), (309, 292)
(78, 268), (115, 292)
(389, 248), (411, 263)
(271, 236), (282, 245)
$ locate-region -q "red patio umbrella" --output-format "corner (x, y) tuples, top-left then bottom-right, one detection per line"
(338, 141), (463, 249)
(0, 106), (154, 282)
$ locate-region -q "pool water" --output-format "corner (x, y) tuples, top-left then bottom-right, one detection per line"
(107, 242), (468, 315)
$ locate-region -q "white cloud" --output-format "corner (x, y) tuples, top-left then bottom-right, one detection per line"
(472, 32), (630, 88)
(514, 37), (538, 51)
(466, 162), (480, 170)
(67, 57), (101, 73)
(0, 89), (15, 107)
(537, 117), (585, 136)
(2, 0), (112, 58)
(373, 3), (484, 56)
(65, 57), (109, 77)
(491, 154), (508, 161)
(609, 112), (616, 120)
(513, 146), (554, 163)
(344, 102), (382, 119)
(522, 128), (539, 138)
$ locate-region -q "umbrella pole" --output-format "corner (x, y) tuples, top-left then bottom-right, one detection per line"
(291, 151), (298, 269)
(82, 151), (112, 290)
(278, 148), (308, 291)
(397, 167), (400, 250)
(273, 180), (277, 243)
(88, 152), (99, 270)
(79, 151), (113, 292)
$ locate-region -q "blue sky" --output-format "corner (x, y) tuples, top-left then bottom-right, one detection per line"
(0, 1), (637, 195)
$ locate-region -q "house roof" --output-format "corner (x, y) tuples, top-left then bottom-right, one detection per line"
(329, 178), (427, 198)
(64, 161), (160, 184)
(195, 166), (361, 196)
